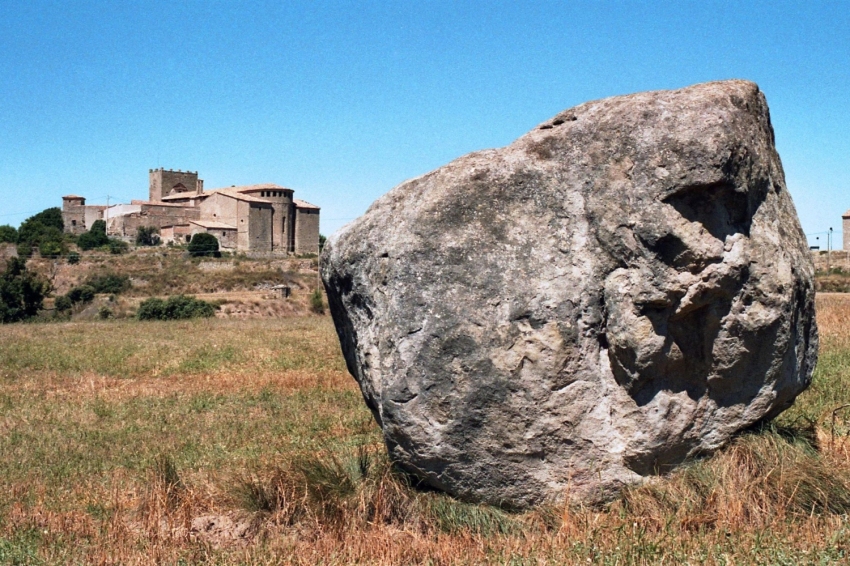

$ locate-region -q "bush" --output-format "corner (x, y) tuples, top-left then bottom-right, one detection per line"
(67, 252), (80, 264)
(0, 225), (17, 243)
(17, 208), (66, 257)
(187, 233), (219, 257)
(136, 226), (161, 246)
(16, 243), (33, 258)
(98, 306), (112, 320)
(78, 220), (109, 251)
(67, 285), (95, 305)
(310, 288), (325, 314)
(137, 295), (218, 321)
(0, 257), (49, 323)
(54, 295), (73, 312)
(86, 273), (130, 295)
(38, 239), (65, 258)
(21, 207), (63, 232)
(108, 239), (129, 254)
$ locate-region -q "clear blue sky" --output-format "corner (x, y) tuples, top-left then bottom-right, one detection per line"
(1, 1), (847, 245)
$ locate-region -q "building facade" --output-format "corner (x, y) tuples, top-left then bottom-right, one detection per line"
(62, 169), (321, 254)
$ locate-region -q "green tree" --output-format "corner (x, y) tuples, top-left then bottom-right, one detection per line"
(23, 207), (63, 232)
(17, 208), (66, 255)
(319, 233), (327, 253)
(135, 226), (160, 246)
(16, 243), (33, 258)
(77, 220), (110, 250)
(39, 239), (66, 258)
(187, 233), (219, 257)
(0, 257), (49, 323)
(0, 225), (17, 243)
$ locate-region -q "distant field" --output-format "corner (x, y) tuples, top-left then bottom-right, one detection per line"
(1, 300), (850, 564)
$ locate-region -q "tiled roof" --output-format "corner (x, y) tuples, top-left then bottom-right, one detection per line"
(190, 220), (237, 230)
(211, 189), (274, 204)
(161, 193), (208, 201)
(294, 199), (320, 210)
(131, 200), (196, 208)
(208, 183), (291, 193)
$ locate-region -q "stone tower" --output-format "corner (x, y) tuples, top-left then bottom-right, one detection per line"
(149, 168), (204, 202)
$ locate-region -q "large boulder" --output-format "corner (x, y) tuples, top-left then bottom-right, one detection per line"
(321, 80), (818, 508)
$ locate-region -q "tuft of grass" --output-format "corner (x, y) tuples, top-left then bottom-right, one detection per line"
(616, 426), (850, 531)
(309, 288), (325, 314)
(238, 446), (522, 537)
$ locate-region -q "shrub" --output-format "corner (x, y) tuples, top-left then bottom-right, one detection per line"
(0, 225), (17, 243)
(137, 295), (218, 321)
(187, 233), (219, 257)
(98, 306), (112, 320)
(38, 239), (65, 258)
(17, 209), (65, 257)
(0, 257), (49, 323)
(16, 243), (33, 258)
(54, 295), (73, 312)
(67, 252), (80, 264)
(136, 226), (161, 246)
(67, 285), (95, 305)
(77, 220), (109, 250)
(108, 239), (129, 255)
(85, 273), (130, 295)
(310, 288), (325, 314)
(22, 207), (63, 232)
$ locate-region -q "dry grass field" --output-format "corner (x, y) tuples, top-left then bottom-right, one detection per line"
(1, 297), (850, 564)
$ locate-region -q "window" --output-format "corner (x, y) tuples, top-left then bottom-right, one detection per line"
(71, 220), (77, 226)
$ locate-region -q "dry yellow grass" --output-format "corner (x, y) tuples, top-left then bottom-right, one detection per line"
(1, 298), (850, 564)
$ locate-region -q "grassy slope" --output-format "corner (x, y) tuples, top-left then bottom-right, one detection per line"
(0, 299), (849, 564)
(26, 250), (319, 297)
(25, 250), (323, 320)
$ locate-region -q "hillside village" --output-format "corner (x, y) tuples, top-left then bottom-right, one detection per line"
(62, 168), (321, 254)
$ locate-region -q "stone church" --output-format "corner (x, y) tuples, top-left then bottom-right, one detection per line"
(62, 169), (320, 254)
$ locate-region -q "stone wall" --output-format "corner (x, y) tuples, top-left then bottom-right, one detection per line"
(843, 217), (850, 251)
(247, 203), (273, 251)
(108, 203), (200, 238)
(812, 250), (850, 273)
(62, 198), (87, 235)
(161, 224), (192, 245)
(294, 208), (320, 254)
(189, 224), (238, 249)
(62, 197), (107, 235)
(149, 169), (201, 202)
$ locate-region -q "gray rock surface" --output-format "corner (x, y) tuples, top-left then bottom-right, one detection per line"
(321, 80), (818, 508)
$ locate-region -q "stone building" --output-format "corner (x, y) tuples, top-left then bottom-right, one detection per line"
(61, 196), (105, 235)
(62, 168), (321, 254)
